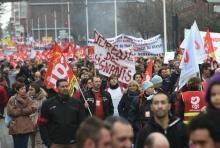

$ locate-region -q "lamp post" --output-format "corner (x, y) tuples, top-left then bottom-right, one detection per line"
(114, 0), (118, 37)
(67, 1), (71, 42)
(163, 0), (167, 53)
(85, 0), (89, 44)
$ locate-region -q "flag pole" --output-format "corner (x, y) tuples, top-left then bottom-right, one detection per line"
(54, 11), (57, 41)
(75, 80), (93, 116)
(67, 1), (71, 42)
(86, 0), (89, 44)
(45, 15), (48, 42)
(163, 0), (167, 53)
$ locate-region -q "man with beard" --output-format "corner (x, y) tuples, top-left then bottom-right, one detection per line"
(135, 93), (188, 148)
(38, 79), (86, 148)
(82, 76), (114, 119)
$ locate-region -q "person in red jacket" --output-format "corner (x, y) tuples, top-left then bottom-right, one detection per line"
(177, 77), (206, 124)
(0, 85), (8, 118)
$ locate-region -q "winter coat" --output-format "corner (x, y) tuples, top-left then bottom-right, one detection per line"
(118, 91), (140, 119)
(39, 95), (86, 147)
(81, 89), (114, 118)
(161, 77), (172, 94)
(0, 85), (8, 109)
(128, 94), (153, 135)
(135, 116), (188, 148)
(7, 94), (36, 135)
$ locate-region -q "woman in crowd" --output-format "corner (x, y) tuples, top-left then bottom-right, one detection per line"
(7, 82), (36, 148)
(28, 82), (47, 148)
(118, 80), (140, 120)
(128, 81), (155, 139)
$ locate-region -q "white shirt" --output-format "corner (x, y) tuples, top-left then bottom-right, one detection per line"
(107, 87), (123, 116)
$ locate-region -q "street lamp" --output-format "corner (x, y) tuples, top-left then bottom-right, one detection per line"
(163, 0), (167, 53)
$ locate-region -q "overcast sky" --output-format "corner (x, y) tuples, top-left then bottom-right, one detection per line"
(0, 3), (11, 29)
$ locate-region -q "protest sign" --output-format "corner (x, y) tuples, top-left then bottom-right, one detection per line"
(164, 52), (175, 64)
(89, 34), (164, 56)
(93, 31), (136, 84)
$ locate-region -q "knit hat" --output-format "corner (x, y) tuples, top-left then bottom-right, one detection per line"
(151, 75), (163, 85)
(205, 73), (220, 108)
(142, 81), (154, 91)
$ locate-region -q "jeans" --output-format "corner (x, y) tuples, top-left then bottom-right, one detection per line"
(12, 133), (29, 148)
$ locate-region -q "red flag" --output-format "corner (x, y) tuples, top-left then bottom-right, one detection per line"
(44, 42), (76, 96)
(204, 30), (216, 60)
(61, 41), (70, 53)
(143, 59), (153, 82)
(87, 46), (95, 61)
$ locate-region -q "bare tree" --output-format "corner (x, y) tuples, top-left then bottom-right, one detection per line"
(120, 0), (220, 49)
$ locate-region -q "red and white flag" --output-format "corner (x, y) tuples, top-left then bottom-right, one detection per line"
(44, 42), (76, 96)
(143, 59), (153, 82)
(179, 22), (200, 89)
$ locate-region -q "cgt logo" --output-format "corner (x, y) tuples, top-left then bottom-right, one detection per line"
(191, 96), (200, 110)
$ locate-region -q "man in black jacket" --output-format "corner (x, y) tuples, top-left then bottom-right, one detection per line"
(81, 76), (114, 119)
(38, 79), (86, 148)
(135, 92), (188, 148)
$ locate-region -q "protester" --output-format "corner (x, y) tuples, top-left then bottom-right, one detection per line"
(38, 79), (86, 148)
(144, 132), (170, 148)
(118, 80), (140, 120)
(107, 75), (123, 115)
(76, 117), (112, 148)
(16, 65), (34, 86)
(177, 77), (206, 124)
(28, 82), (47, 148)
(105, 116), (134, 148)
(159, 67), (172, 94)
(85, 77), (93, 91)
(128, 81), (155, 140)
(135, 92), (188, 148)
(0, 71), (8, 90)
(170, 61), (181, 86)
(133, 73), (143, 88)
(8, 64), (17, 89)
(188, 113), (220, 148)
(7, 82), (36, 148)
(151, 75), (164, 94)
(200, 63), (212, 90)
(205, 72), (220, 113)
(0, 84), (8, 118)
(82, 76), (114, 119)
(34, 71), (44, 87)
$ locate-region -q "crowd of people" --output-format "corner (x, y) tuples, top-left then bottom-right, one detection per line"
(0, 55), (220, 148)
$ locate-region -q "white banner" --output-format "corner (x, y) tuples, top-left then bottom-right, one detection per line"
(89, 34), (164, 56)
(93, 31), (136, 84)
(133, 35), (163, 56)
